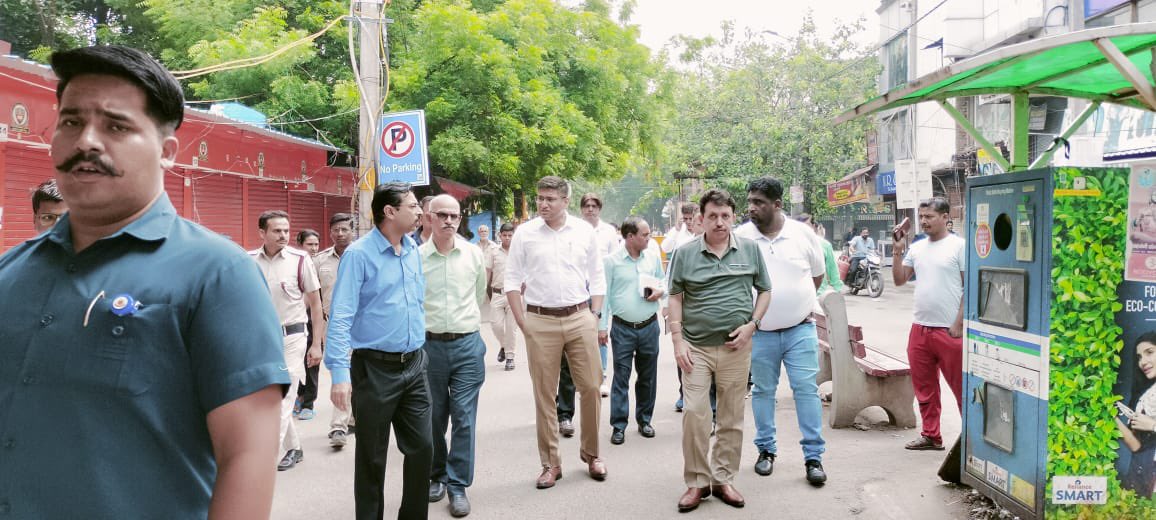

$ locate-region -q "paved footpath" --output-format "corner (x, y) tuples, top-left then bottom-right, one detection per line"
(273, 281), (969, 519)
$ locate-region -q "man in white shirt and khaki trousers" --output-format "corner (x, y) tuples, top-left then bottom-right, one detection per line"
(505, 175), (608, 489)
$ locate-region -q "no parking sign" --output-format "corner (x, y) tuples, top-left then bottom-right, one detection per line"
(376, 110), (430, 186)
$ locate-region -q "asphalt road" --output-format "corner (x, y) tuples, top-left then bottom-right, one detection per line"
(272, 280), (968, 519)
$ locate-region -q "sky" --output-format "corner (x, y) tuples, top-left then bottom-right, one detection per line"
(621, 0), (881, 54)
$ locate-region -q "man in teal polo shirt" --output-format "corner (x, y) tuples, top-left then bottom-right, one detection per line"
(667, 188), (771, 513)
(0, 45), (288, 519)
(600, 215), (665, 445)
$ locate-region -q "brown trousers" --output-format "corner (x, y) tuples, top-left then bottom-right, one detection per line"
(523, 310), (602, 468)
(682, 343), (751, 487)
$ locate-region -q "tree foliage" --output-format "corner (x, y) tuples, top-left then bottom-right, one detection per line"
(665, 16), (878, 216)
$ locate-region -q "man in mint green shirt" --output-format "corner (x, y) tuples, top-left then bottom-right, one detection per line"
(599, 216), (666, 445)
(420, 195), (487, 518)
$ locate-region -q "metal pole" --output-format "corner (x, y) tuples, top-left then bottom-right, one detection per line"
(1028, 101), (1101, 169)
(1011, 93), (1030, 171)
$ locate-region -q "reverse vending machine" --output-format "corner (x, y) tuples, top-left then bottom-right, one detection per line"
(963, 166), (1156, 519)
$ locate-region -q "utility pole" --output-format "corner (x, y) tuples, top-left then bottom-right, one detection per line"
(354, 0), (385, 235)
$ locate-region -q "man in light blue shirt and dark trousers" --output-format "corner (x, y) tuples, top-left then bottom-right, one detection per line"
(325, 182), (431, 520)
(600, 216), (665, 445)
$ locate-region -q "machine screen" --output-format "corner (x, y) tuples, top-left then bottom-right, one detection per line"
(978, 268), (1028, 330)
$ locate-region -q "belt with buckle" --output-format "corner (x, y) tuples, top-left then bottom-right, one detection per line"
(490, 287), (504, 294)
(526, 302), (589, 317)
(612, 314), (657, 330)
(426, 331), (474, 342)
(765, 317), (813, 333)
(282, 322), (306, 336)
(353, 348), (422, 364)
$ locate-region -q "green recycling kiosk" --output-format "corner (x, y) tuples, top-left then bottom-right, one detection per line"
(963, 165), (1156, 519)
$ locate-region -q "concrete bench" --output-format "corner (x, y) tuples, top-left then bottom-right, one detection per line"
(815, 291), (917, 429)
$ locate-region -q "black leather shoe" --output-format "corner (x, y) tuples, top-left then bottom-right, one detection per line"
(754, 451), (775, 476)
(610, 428), (625, 445)
(428, 481), (447, 502)
(638, 423), (655, 438)
(805, 460), (827, 486)
(449, 491), (470, 517)
(559, 419), (575, 438)
(277, 449), (302, 471)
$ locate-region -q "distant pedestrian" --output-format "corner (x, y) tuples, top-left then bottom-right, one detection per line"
(31, 178), (67, 235)
(505, 175), (607, 489)
(487, 222), (519, 370)
(738, 178), (828, 486)
(0, 44), (288, 518)
(892, 197), (965, 451)
(421, 195), (488, 518)
(249, 210), (326, 472)
(294, 228), (322, 422)
(796, 215), (844, 294)
(668, 188), (770, 513)
(662, 201), (703, 412)
(601, 216), (665, 446)
(316, 212), (357, 448)
(476, 224), (498, 252)
(325, 182), (431, 519)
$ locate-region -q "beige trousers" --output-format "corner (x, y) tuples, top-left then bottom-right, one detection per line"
(681, 343), (750, 487)
(523, 310), (602, 468)
(490, 292), (517, 356)
(280, 332), (306, 454)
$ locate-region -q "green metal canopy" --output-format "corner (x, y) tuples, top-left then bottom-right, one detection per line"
(836, 23), (1156, 171)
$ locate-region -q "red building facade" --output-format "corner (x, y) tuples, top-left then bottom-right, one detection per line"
(0, 53), (356, 252)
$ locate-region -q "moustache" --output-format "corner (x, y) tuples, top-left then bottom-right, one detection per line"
(55, 151), (119, 177)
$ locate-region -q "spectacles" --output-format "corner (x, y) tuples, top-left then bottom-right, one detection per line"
(432, 211), (461, 222)
(37, 213), (64, 225)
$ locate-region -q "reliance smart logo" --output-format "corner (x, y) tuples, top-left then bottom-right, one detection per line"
(1051, 476), (1107, 504)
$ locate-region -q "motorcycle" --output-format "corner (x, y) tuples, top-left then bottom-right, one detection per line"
(842, 250), (885, 298)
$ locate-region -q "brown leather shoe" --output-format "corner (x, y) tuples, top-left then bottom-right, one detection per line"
(677, 487), (711, 513)
(535, 466), (562, 489)
(581, 455), (607, 481)
(711, 484), (745, 508)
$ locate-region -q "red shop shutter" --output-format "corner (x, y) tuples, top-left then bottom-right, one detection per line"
(163, 170), (186, 217)
(246, 180), (288, 250)
(192, 174), (243, 246)
(3, 143), (55, 250)
(290, 191), (325, 243)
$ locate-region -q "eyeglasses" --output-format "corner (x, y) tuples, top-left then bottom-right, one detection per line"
(37, 213), (64, 225)
(432, 211), (461, 222)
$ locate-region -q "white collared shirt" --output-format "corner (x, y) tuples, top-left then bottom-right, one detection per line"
(593, 219), (622, 257)
(735, 217), (824, 330)
(505, 214), (606, 307)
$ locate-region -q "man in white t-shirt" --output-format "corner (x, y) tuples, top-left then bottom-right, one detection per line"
(736, 177), (829, 486)
(892, 197), (966, 451)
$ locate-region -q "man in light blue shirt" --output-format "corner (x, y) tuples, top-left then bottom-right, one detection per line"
(845, 227), (874, 285)
(600, 216), (666, 445)
(325, 182), (430, 520)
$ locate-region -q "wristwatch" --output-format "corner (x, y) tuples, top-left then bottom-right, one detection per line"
(593, 309), (603, 319)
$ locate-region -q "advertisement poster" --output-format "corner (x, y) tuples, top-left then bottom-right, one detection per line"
(825, 177), (868, 207)
(1114, 279), (1156, 500)
(1127, 164), (1156, 282)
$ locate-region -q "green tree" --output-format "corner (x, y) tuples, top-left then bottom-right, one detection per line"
(665, 16), (878, 216)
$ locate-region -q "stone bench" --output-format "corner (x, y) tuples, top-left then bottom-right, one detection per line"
(815, 291), (917, 429)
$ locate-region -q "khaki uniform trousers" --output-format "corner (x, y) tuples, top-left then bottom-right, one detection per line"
(681, 343), (751, 487)
(523, 310), (602, 468)
(489, 292), (517, 356)
(280, 332), (307, 455)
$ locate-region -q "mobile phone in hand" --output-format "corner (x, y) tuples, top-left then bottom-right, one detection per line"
(1116, 401), (1136, 420)
(893, 217), (911, 241)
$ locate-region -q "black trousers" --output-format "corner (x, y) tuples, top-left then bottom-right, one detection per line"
(351, 349), (432, 520)
(556, 354), (576, 421)
(296, 320), (319, 409)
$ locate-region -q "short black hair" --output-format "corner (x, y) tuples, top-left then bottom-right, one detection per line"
(499, 222), (515, 233)
(32, 179), (63, 213)
(371, 182), (412, 226)
(51, 45), (185, 132)
(329, 212), (353, 228)
(699, 188), (736, 215)
(296, 229), (320, 245)
(537, 176), (570, 198)
(680, 202), (698, 216)
(258, 210), (289, 230)
(919, 197), (950, 214)
(620, 215), (646, 238)
(747, 177), (784, 202)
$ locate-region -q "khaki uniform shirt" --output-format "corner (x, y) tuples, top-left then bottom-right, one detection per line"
(314, 246), (343, 317)
(249, 246), (321, 326)
(485, 246), (510, 290)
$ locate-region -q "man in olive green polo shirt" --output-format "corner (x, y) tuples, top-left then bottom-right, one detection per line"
(667, 188), (771, 513)
(421, 195), (487, 518)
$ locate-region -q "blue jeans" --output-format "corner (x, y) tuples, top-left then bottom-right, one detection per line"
(609, 319), (660, 430)
(750, 322), (825, 461)
(426, 332), (486, 492)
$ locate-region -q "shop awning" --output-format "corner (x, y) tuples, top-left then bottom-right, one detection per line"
(434, 176), (493, 201)
(836, 23), (1156, 171)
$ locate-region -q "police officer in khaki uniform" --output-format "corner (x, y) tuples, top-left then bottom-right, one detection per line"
(315, 212), (356, 448)
(249, 209), (325, 471)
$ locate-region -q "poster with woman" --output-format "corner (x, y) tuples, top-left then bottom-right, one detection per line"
(1115, 330), (1156, 498)
(1126, 164), (1156, 282)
